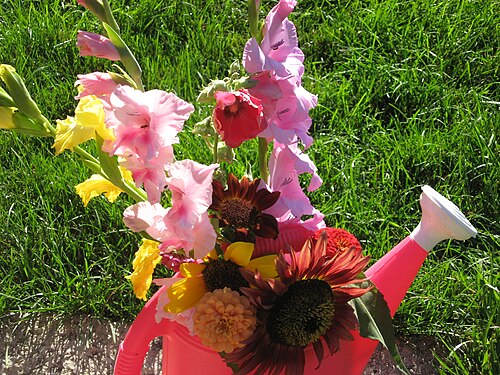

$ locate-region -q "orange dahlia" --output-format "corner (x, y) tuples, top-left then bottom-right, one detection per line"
(312, 227), (362, 257)
(225, 231), (372, 375)
(210, 173), (280, 241)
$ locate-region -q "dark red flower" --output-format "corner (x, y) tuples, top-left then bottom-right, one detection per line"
(210, 174), (280, 241)
(213, 89), (266, 148)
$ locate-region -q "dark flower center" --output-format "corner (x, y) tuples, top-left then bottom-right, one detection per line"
(267, 279), (335, 347)
(202, 258), (249, 292)
(220, 198), (259, 228)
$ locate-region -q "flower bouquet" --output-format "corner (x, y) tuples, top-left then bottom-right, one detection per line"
(0, 1), (477, 374)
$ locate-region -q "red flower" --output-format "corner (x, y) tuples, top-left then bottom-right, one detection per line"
(213, 89), (266, 148)
(313, 227), (362, 257)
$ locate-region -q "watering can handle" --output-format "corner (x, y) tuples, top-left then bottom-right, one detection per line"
(114, 285), (170, 375)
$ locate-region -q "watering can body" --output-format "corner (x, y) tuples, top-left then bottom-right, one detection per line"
(114, 186), (476, 375)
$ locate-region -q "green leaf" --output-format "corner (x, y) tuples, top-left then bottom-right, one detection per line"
(350, 287), (410, 374)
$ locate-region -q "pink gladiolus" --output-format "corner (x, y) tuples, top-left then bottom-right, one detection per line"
(121, 151), (171, 204)
(123, 160), (218, 258)
(243, 0), (304, 79)
(264, 141), (322, 218)
(103, 85), (194, 202)
(74, 72), (118, 101)
(212, 89), (265, 148)
(77, 31), (120, 61)
(105, 85), (194, 158)
(248, 71), (317, 148)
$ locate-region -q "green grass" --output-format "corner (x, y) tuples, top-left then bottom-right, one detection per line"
(0, 0), (498, 373)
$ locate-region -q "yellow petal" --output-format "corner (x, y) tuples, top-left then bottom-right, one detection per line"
(75, 174), (124, 207)
(52, 96), (113, 155)
(0, 107), (15, 129)
(246, 254), (278, 279)
(53, 116), (95, 155)
(119, 166), (133, 182)
(165, 277), (206, 313)
(224, 242), (254, 266)
(75, 95), (114, 141)
(126, 239), (162, 301)
(180, 262), (206, 278)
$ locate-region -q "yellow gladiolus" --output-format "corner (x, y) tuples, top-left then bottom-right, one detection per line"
(0, 107), (15, 129)
(75, 167), (133, 207)
(53, 95), (113, 155)
(127, 239), (162, 301)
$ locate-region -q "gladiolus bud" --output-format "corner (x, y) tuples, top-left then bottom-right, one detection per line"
(77, 31), (120, 61)
(0, 65), (46, 124)
(77, 0), (107, 24)
(0, 107), (15, 129)
(0, 86), (15, 107)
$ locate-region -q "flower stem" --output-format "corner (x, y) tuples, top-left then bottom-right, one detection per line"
(258, 137), (269, 182)
(101, 0), (120, 33)
(248, 0), (262, 43)
(213, 132), (219, 164)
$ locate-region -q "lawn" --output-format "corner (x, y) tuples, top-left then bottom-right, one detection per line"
(0, 0), (498, 373)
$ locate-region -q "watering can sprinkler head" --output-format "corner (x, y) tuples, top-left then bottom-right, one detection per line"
(410, 185), (477, 252)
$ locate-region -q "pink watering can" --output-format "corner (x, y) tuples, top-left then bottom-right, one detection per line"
(114, 185), (477, 374)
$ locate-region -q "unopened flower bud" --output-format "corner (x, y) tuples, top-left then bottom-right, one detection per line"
(193, 116), (215, 138)
(232, 76), (256, 90)
(0, 107), (15, 130)
(12, 110), (51, 137)
(0, 86), (15, 107)
(77, 31), (120, 61)
(197, 79), (228, 103)
(0, 65), (46, 124)
(217, 143), (235, 164)
(77, 0), (107, 24)
(228, 61), (240, 75)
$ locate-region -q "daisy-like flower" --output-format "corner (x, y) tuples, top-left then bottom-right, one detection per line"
(163, 242), (277, 314)
(211, 174), (280, 241)
(193, 287), (256, 353)
(226, 231), (372, 375)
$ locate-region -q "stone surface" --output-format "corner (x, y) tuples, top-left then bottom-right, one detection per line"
(0, 314), (442, 374)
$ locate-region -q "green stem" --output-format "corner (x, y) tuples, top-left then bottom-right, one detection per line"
(258, 137), (269, 182)
(101, 0), (120, 33)
(248, 0), (261, 43)
(213, 132), (219, 164)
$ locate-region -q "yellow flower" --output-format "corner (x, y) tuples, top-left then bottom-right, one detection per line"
(0, 107), (16, 129)
(53, 95), (113, 155)
(75, 167), (133, 207)
(165, 242), (277, 314)
(127, 239), (162, 301)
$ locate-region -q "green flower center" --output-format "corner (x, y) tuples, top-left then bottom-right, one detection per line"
(267, 279), (335, 347)
(220, 198), (258, 228)
(202, 258), (249, 292)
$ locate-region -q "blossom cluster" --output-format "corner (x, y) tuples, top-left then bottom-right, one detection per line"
(0, 1), (399, 374)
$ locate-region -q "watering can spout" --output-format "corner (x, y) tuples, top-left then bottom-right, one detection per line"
(410, 185), (477, 251)
(366, 185), (477, 315)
